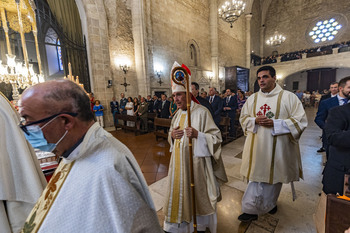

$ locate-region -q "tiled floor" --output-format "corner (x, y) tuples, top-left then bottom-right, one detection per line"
(109, 107), (324, 232)
(110, 130), (171, 185)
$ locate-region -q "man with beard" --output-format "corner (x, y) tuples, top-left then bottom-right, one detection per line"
(315, 77), (350, 159)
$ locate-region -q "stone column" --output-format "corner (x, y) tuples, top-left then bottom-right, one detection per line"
(260, 25), (265, 56)
(131, 0), (149, 97)
(209, 0), (219, 88)
(245, 14), (252, 68)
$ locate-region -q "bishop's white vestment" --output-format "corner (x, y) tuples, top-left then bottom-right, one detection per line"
(0, 92), (47, 233)
(163, 102), (227, 233)
(22, 122), (162, 233)
(239, 84), (307, 214)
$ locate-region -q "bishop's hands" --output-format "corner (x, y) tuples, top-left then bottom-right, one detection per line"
(171, 126), (198, 139)
(255, 116), (274, 128)
(172, 126), (184, 140)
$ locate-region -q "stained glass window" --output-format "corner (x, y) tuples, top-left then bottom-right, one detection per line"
(56, 39), (64, 71)
(308, 18), (342, 43)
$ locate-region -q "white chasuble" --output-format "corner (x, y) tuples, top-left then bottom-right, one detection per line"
(0, 92), (46, 233)
(163, 102), (227, 232)
(239, 84), (307, 184)
(22, 123), (163, 233)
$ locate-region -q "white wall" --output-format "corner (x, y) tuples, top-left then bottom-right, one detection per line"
(282, 71), (308, 92)
(336, 68), (350, 81)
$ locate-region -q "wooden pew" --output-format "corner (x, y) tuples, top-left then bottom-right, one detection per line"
(219, 116), (231, 144)
(115, 114), (140, 135)
(235, 112), (243, 137)
(154, 117), (172, 141)
(147, 113), (157, 132)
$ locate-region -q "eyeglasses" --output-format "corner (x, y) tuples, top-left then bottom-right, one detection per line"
(19, 112), (78, 135)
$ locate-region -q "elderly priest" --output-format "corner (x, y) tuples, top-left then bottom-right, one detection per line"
(163, 62), (227, 233)
(18, 80), (162, 233)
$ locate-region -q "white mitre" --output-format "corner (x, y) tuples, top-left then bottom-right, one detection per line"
(170, 61), (192, 93)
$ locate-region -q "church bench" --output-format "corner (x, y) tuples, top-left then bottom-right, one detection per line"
(115, 114), (140, 135)
(219, 116), (231, 144)
(235, 113), (243, 138)
(147, 113), (157, 132)
(154, 117), (172, 141)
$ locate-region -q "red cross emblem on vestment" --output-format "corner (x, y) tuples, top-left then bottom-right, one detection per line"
(260, 104), (271, 116)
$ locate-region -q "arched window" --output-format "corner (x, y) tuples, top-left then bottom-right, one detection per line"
(45, 28), (64, 76)
(56, 39), (63, 71)
(190, 44), (198, 66)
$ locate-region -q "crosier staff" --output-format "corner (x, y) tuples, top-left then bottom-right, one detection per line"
(171, 66), (197, 233)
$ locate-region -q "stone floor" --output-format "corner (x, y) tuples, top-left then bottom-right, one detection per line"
(109, 107), (324, 232)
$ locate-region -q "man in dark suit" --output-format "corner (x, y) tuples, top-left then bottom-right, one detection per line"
(316, 82), (338, 152)
(119, 93), (128, 114)
(223, 89), (238, 138)
(191, 82), (214, 118)
(153, 95), (160, 115)
(110, 96), (119, 126)
(159, 94), (170, 118)
(320, 82), (338, 103)
(323, 92), (350, 195)
(207, 87), (223, 128)
(315, 77), (350, 158)
(146, 95), (154, 113)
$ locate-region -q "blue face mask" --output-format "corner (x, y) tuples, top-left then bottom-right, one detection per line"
(23, 116), (68, 152)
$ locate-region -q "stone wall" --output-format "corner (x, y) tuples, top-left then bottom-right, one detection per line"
(148, 0), (212, 91)
(250, 0), (262, 56)
(218, 13), (246, 69)
(104, 0), (136, 98)
(77, 0), (115, 127)
(263, 0), (350, 57)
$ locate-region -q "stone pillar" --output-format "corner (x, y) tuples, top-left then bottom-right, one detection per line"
(209, 0), (219, 88)
(245, 14), (252, 68)
(260, 25), (265, 56)
(131, 0), (149, 97)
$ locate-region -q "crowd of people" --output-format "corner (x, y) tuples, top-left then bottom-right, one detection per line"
(294, 89), (324, 108)
(1, 63), (350, 232)
(258, 40), (350, 65)
(88, 84), (253, 141)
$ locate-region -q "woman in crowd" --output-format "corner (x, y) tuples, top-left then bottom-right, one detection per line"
(133, 97), (139, 116)
(303, 91), (311, 107)
(88, 92), (95, 111)
(314, 90), (322, 108)
(169, 96), (178, 119)
(237, 90), (246, 114)
(125, 97), (135, 127)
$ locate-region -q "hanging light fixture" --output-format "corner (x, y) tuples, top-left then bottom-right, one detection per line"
(266, 31), (286, 46)
(0, 0), (44, 103)
(218, 0), (246, 28)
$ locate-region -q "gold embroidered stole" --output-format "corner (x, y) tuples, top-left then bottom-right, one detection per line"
(247, 91), (284, 183)
(169, 113), (187, 223)
(22, 161), (75, 233)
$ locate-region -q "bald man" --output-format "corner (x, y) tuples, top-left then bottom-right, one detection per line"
(18, 80), (162, 233)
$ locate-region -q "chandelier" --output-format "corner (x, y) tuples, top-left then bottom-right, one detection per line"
(0, 54), (44, 88)
(218, 0), (246, 28)
(266, 31), (286, 46)
(0, 0), (44, 103)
